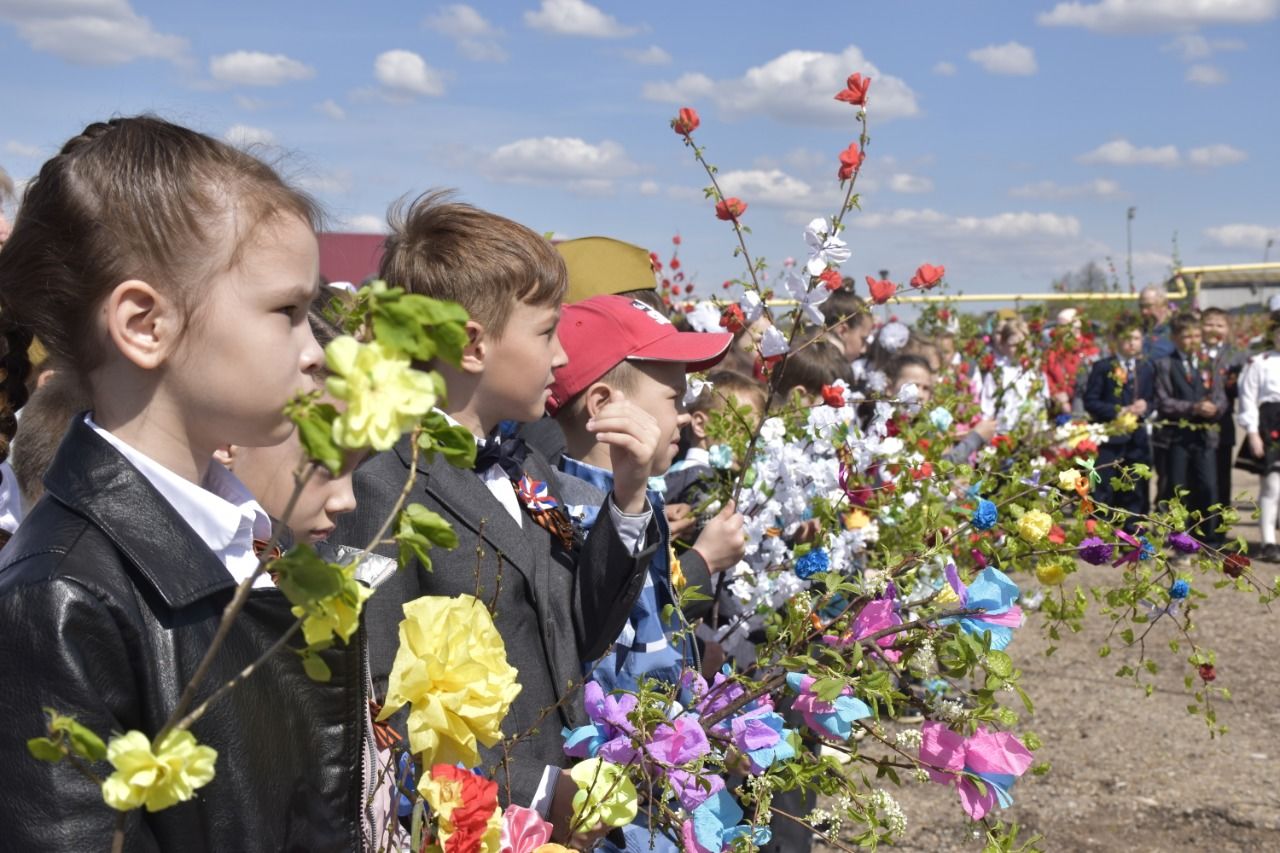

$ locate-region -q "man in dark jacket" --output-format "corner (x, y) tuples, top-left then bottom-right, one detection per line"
(1085, 316), (1156, 519)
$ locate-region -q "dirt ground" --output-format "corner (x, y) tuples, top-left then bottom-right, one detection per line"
(819, 469), (1280, 852)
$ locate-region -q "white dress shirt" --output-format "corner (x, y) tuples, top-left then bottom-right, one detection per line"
(88, 416), (275, 587)
(1236, 353), (1280, 434)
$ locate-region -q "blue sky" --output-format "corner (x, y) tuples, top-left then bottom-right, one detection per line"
(2, 0), (1277, 303)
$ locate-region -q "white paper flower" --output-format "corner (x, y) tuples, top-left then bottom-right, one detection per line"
(804, 218), (852, 276)
(878, 321), (910, 352)
(897, 382), (919, 405)
(739, 290), (764, 323)
(759, 325), (790, 357)
(783, 269), (829, 326)
(686, 301), (723, 333)
(684, 377), (709, 408)
(864, 369), (889, 393)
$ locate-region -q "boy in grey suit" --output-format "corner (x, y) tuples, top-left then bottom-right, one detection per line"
(334, 193), (662, 844)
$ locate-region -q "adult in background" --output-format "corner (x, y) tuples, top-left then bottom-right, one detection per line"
(1044, 307), (1099, 415)
(1202, 307), (1246, 507)
(1139, 284), (1175, 360)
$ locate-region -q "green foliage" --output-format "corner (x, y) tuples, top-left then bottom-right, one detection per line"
(397, 503), (460, 571)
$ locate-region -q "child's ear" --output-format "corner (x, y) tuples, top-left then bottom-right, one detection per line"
(458, 320), (487, 375)
(690, 410), (709, 441)
(104, 279), (180, 370)
(583, 382), (613, 420)
(213, 445), (236, 470)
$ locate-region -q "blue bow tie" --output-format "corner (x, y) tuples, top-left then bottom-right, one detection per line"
(473, 433), (529, 481)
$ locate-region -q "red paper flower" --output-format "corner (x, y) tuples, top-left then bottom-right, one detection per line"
(866, 276), (896, 304)
(1223, 553), (1250, 578)
(912, 462), (933, 481)
(649, 251), (662, 271)
(821, 384), (845, 407)
(818, 269), (843, 291)
(672, 234), (681, 245)
(672, 107), (700, 135)
(834, 73), (871, 106)
(720, 304), (746, 334)
(910, 263), (945, 290)
(669, 258), (681, 271)
(753, 354), (783, 382)
(684, 283), (694, 294)
(715, 197), (747, 221)
(721, 280), (732, 290)
(1198, 663), (1217, 682)
(428, 764), (498, 853)
(838, 143), (864, 181)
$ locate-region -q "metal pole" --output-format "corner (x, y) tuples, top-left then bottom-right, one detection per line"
(1267, 238), (1275, 263)
(1126, 206), (1136, 289)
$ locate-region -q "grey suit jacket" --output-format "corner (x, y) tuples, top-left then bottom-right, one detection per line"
(1154, 353), (1228, 449)
(334, 434), (656, 806)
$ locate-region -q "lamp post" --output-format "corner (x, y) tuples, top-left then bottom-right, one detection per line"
(1266, 238), (1275, 263)
(1126, 207), (1136, 290)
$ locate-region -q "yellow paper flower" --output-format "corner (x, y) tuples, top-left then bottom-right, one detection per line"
(570, 758), (638, 830)
(325, 335), (437, 451)
(379, 595), (522, 768)
(290, 561), (373, 647)
(1057, 469), (1084, 491)
(1016, 509), (1053, 543)
(101, 729), (217, 813)
(1035, 558), (1071, 586)
(1112, 411), (1139, 434)
(534, 847), (574, 853)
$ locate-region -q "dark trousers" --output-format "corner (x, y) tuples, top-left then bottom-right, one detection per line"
(1216, 417), (1237, 507)
(1163, 440), (1221, 543)
(1096, 443), (1151, 521)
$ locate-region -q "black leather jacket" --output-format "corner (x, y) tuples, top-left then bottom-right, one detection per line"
(0, 418), (365, 852)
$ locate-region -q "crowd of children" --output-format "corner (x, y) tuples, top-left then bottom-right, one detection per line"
(0, 116), (1272, 851)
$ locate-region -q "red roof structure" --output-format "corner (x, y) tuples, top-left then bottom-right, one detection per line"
(318, 232), (385, 285)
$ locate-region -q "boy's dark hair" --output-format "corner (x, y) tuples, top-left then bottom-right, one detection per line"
(11, 368), (91, 507)
(821, 287), (867, 330)
(0, 116), (320, 377)
(689, 369), (765, 415)
(1109, 311), (1143, 339)
(380, 190), (566, 337)
(1170, 311), (1200, 337)
(1200, 307), (1229, 322)
(552, 361), (640, 424)
(886, 353), (933, 384)
(771, 340), (853, 397)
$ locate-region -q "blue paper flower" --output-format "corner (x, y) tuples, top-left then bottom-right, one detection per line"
(795, 548), (830, 579)
(682, 789), (772, 853)
(929, 406), (954, 431)
(972, 499), (998, 531)
(707, 443), (734, 469)
(1169, 579), (1190, 599)
(942, 565), (1024, 651)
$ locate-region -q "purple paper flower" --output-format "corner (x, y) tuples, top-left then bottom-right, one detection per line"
(1078, 536), (1113, 566)
(645, 716), (709, 768)
(1167, 532), (1201, 554)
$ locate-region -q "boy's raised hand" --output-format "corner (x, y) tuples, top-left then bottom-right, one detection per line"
(587, 389), (662, 514)
(692, 499), (746, 573)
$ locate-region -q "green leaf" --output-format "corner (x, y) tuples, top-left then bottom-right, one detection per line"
(273, 546), (345, 607)
(287, 397), (344, 475)
(985, 650), (1013, 678)
(64, 718), (107, 761)
(301, 652), (332, 682)
(396, 503), (459, 571)
(371, 292), (470, 365)
(27, 737), (64, 763)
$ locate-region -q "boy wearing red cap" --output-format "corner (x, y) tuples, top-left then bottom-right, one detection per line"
(334, 195), (662, 844)
(548, 293), (747, 852)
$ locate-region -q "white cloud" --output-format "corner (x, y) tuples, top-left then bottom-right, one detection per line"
(482, 137), (637, 190)
(1187, 143), (1247, 166)
(888, 173), (934, 194)
(638, 179), (660, 196)
(4, 140), (42, 158)
(1038, 0), (1279, 33)
(296, 170), (352, 195)
(0, 0), (189, 65)
(316, 98), (345, 120)
(524, 0), (640, 38)
(1162, 34), (1247, 61)
(714, 168), (841, 210)
(859, 207), (1081, 240)
(210, 50), (314, 86)
(424, 4), (507, 61)
(224, 124), (275, 147)
(967, 41), (1038, 75)
(375, 49), (446, 98)
(1205, 223), (1280, 249)
(233, 94), (269, 111)
(339, 213), (390, 234)
(643, 45), (920, 126)
(623, 45), (671, 65)
(1009, 178), (1121, 199)
(1186, 63), (1228, 85)
(1078, 138), (1180, 166)
(933, 61), (957, 76)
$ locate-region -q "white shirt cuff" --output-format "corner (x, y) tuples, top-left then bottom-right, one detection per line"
(530, 765), (559, 817)
(608, 496), (653, 555)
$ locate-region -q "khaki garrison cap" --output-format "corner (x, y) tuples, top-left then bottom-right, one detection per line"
(555, 236), (657, 304)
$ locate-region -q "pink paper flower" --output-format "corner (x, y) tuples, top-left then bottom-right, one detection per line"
(919, 722), (1034, 819)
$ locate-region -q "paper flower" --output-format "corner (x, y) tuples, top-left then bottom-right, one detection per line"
(379, 595), (522, 769)
(325, 336), (438, 451)
(1077, 536), (1113, 565)
(942, 565), (1023, 651)
(1169, 579), (1190, 599)
(570, 758), (638, 830)
(783, 268), (829, 326)
(786, 673), (872, 743)
(794, 547), (830, 579)
(1035, 557), (1073, 586)
(877, 321), (910, 352)
(1016, 509), (1053, 543)
(645, 716), (710, 768)
(971, 499), (998, 531)
(804, 217), (851, 276)
(928, 407), (954, 431)
(1057, 469), (1085, 491)
(1167, 532), (1201, 554)
(423, 764), (501, 853)
(276, 554), (372, 648)
(101, 729), (217, 813)
(668, 769), (727, 812)
(731, 709), (796, 774)
(672, 107), (700, 135)
(563, 681), (637, 760)
(680, 789), (772, 853)
(919, 722), (1033, 819)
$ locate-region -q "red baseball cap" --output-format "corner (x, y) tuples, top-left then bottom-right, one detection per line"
(547, 295), (733, 414)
